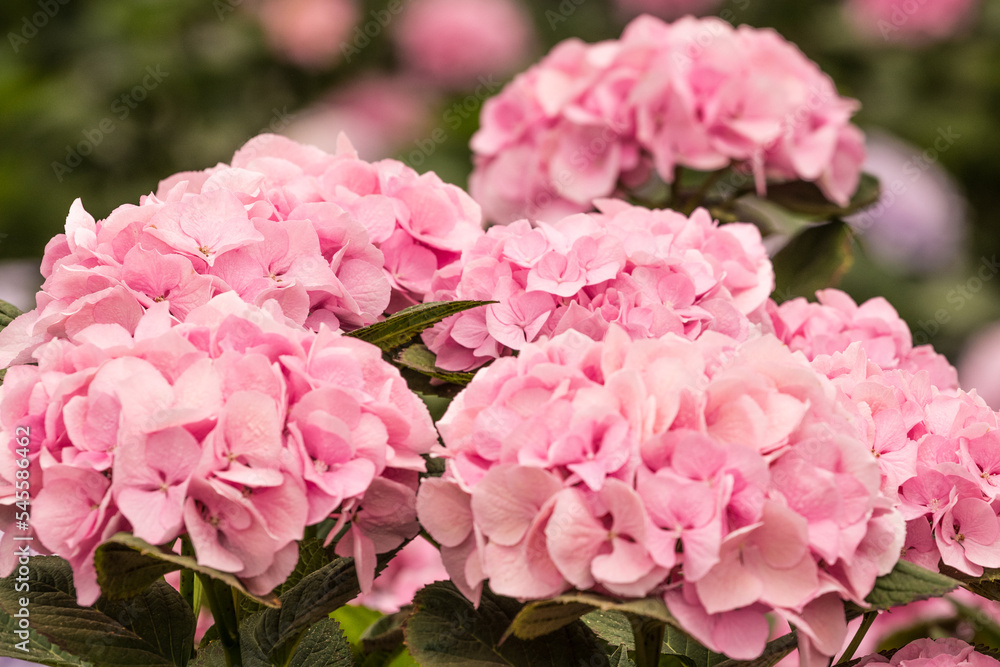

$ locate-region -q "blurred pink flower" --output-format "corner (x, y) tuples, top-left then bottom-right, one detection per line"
(352, 535), (448, 613)
(394, 0), (535, 89)
(254, 0), (360, 68)
(958, 322), (1000, 410)
(284, 77), (438, 160)
(847, 132), (967, 274)
(845, 0), (978, 43)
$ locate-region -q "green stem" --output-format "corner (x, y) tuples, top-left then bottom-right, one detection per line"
(681, 168), (727, 215)
(669, 167), (685, 207)
(627, 614), (665, 667)
(180, 538), (195, 614)
(198, 573), (243, 667)
(836, 611), (878, 665)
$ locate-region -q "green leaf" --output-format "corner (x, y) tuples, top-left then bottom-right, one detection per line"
(94, 580), (196, 667)
(505, 592), (671, 641)
(94, 533), (279, 608)
(240, 538), (331, 619)
(395, 344), (477, 386)
(0, 298), (23, 330)
(952, 596), (1000, 649)
(0, 606), (92, 666)
(711, 632), (799, 667)
(771, 220), (854, 303)
(241, 551), (398, 665)
(189, 642), (226, 667)
(763, 173), (881, 220)
(661, 656), (692, 667)
(0, 556), (176, 666)
(286, 618), (354, 667)
(582, 610), (635, 649)
(866, 560), (960, 609)
(610, 644), (636, 667)
(360, 609), (409, 653)
(346, 301), (493, 352)
(418, 392), (453, 422)
(662, 625), (728, 667)
(404, 581), (607, 667)
(330, 605), (383, 646)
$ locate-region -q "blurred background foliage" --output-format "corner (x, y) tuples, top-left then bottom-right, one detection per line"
(1, 0), (999, 385)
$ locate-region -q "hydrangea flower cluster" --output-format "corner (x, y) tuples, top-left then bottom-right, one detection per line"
(0, 294), (437, 605)
(423, 199), (772, 370)
(858, 639), (1000, 667)
(811, 343), (1000, 579)
(470, 14), (865, 223)
(766, 289), (959, 390)
(417, 326), (904, 662)
(0, 133), (482, 370)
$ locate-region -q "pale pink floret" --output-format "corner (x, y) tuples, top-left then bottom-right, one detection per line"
(0, 296), (436, 603)
(470, 15), (866, 223)
(424, 201), (772, 371)
(417, 326), (903, 665)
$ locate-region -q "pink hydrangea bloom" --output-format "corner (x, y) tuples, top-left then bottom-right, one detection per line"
(845, 0), (978, 43)
(810, 342), (1000, 578)
(767, 289), (958, 391)
(253, 0), (360, 68)
(0, 133), (483, 369)
(351, 535), (448, 612)
(0, 295), (437, 604)
(394, 0), (535, 90)
(417, 326), (904, 664)
(470, 15), (865, 223)
(858, 638), (1000, 667)
(423, 200), (772, 370)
